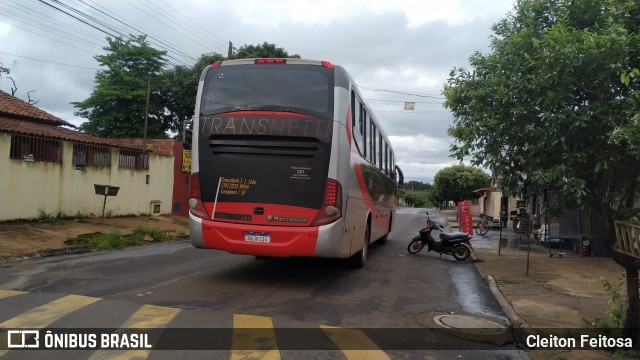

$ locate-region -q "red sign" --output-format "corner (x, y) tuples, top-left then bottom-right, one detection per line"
(458, 201), (473, 236)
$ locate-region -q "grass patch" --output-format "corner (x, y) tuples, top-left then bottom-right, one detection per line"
(37, 208), (63, 224)
(132, 227), (170, 242)
(85, 231), (144, 250)
(66, 228), (183, 250)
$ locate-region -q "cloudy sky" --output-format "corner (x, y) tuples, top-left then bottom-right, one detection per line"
(0, 0), (515, 183)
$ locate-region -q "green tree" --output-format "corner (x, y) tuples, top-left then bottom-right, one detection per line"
(74, 35), (167, 138)
(233, 42), (301, 59)
(443, 0), (640, 339)
(431, 165), (490, 204)
(404, 180), (432, 191)
(157, 53), (224, 144)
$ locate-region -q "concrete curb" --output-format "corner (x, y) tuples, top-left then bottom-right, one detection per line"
(0, 246), (92, 264)
(486, 274), (530, 329)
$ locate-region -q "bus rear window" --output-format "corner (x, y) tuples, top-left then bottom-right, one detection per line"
(200, 64), (334, 119)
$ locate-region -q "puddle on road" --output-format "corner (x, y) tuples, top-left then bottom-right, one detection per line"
(450, 265), (508, 322)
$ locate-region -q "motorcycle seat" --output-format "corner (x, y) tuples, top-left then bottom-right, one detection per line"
(440, 232), (469, 241)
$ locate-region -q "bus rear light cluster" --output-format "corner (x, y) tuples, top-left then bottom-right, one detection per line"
(189, 173), (210, 219)
(311, 179), (342, 226)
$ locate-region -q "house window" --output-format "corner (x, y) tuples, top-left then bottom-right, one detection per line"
(9, 134), (62, 163)
(119, 150), (148, 169)
(72, 143), (111, 167)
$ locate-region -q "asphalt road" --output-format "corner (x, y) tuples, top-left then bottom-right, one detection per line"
(0, 208), (528, 359)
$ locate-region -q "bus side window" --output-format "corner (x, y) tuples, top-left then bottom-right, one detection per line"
(371, 123), (377, 165)
(351, 91), (364, 155)
(384, 142), (389, 175)
(378, 134), (383, 170)
(350, 90), (356, 130)
(360, 106), (366, 135)
(362, 110), (368, 158)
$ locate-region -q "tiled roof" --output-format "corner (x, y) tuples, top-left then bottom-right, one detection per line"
(0, 90), (74, 127)
(0, 116), (138, 149)
(109, 139), (178, 156)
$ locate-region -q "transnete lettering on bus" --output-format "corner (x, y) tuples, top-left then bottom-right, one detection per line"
(189, 58), (404, 268)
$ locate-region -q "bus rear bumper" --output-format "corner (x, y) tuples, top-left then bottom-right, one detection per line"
(189, 213), (206, 248)
(189, 213), (347, 258)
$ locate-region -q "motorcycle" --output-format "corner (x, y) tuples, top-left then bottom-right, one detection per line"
(407, 211), (474, 261)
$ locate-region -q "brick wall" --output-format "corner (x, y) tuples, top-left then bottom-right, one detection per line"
(109, 139), (176, 156)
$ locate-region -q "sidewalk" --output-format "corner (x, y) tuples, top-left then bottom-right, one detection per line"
(441, 209), (629, 359)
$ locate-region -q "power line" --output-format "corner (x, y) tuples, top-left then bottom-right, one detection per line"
(155, 0), (228, 52)
(359, 85), (445, 100)
(4, 0), (228, 69)
(0, 21), (97, 54)
(123, 0), (210, 59)
(24, 0), (188, 67)
(2, 1), (104, 49)
(35, 0), (119, 38)
(75, 0), (198, 65)
(136, 0), (227, 55)
(0, 51), (98, 70)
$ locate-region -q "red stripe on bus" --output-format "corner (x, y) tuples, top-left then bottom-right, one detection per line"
(352, 163), (386, 227)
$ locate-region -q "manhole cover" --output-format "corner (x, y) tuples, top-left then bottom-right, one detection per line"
(434, 314), (507, 335)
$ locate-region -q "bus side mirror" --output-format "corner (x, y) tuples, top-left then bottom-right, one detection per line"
(395, 165), (404, 188)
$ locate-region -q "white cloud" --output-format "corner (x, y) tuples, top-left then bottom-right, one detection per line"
(0, 22), (11, 37)
(190, 0), (514, 27)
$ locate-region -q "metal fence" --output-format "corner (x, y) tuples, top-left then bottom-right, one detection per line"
(72, 143), (111, 167)
(118, 149), (148, 169)
(9, 134), (62, 163)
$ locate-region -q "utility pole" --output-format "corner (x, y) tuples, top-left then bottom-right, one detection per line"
(227, 41), (234, 59)
(143, 77), (150, 167)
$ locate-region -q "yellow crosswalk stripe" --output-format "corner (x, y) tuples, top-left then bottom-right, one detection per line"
(321, 326), (391, 360)
(88, 304), (181, 360)
(232, 314), (280, 360)
(0, 290), (26, 299)
(0, 294), (100, 356)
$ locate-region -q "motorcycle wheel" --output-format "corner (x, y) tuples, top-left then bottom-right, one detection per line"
(452, 244), (471, 261)
(407, 239), (425, 254)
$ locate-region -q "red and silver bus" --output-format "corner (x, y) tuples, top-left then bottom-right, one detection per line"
(188, 58), (403, 268)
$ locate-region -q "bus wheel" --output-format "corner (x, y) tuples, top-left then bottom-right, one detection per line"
(350, 223), (370, 269)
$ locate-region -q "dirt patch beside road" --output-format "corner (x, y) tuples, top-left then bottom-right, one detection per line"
(0, 215), (189, 258)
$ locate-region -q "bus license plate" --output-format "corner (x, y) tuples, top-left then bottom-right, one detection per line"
(244, 232), (270, 243)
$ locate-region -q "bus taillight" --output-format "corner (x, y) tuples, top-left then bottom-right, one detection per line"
(189, 173), (210, 219)
(311, 179), (342, 226)
(255, 59), (286, 64)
